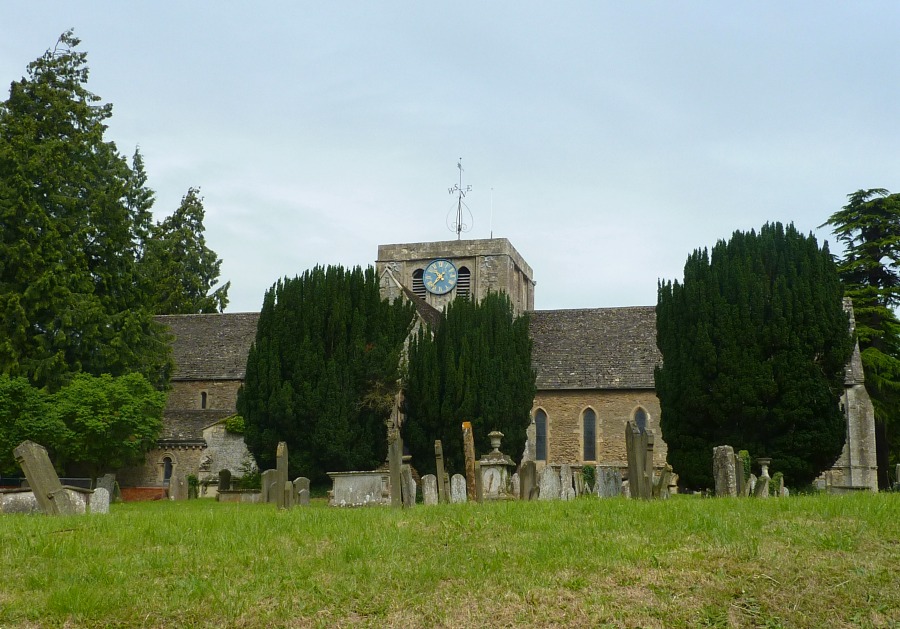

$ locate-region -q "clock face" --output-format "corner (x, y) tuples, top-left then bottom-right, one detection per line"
(423, 259), (458, 295)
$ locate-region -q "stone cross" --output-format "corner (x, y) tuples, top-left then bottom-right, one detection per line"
(713, 445), (738, 497)
(450, 474), (467, 503)
(422, 474), (438, 505)
(13, 441), (80, 515)
(435, 440), (448, 504)
(276, 441), (290, 510)
(462, 422), (477, 501)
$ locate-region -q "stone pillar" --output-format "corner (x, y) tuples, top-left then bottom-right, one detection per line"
(435, 440), (448, 504)
(388, 432), (403, 508)
(713, 446), (738, 497)
(462, 422), (476, 501)
(401, 464), (416, 508)
(276, 442), (289, 510)
(755, 458), (771, 499)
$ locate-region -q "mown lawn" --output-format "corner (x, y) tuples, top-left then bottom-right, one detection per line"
(1, 493), (898, 628)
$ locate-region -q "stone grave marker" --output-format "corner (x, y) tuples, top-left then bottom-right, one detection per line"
(389, 432), (403, 508)
(95, 473), (118, 501)
(734, 454), (745, 497)
(574, 469), (586, 497)
(260, 469), (277, 503)
(713, 445), (738, 497)
(754, 458), (771, 499)
(626, 421), (655, 499)
(435, 440), (448, 504)
(450, 474), (467, 503)
(538, 466), (561, 501)
(594, 466), (622, 498)
(462, 422), (477, 501)
(401, 465), (416, 507)
(510, 472), (520, 500)
(90, 487), (110, 514)
(219, 469), (232, 492)
(298, 489), (310, 506)
(474, 461), (484, 503)
(13, 440), (82, 515)
(560, 464), (574, 497)
(519, 461), (536, 500)
(422, 474), (438, 506)
(276, 442), (290, 510)
(294, 477), (310, 505)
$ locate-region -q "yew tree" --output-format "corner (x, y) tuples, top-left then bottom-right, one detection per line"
(656, 223), (853, 489)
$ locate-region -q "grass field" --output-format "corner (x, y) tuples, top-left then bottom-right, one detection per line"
(1, 493), (898, 628)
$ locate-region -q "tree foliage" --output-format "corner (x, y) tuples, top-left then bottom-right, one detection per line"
(402, 292), (536, 476)
(656, 222), (853, 489)
(0, 373), (164, 477)
(237, 266), (415, 483)
(140, 187), (230, 314)
(822, 189), (900, 485)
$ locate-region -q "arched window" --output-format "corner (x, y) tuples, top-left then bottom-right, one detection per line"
(535, 409), (547, 461)
(582, 408), (596, 461)
(162, 456), (174, 486)
(634, 407), (648, 433)
(456, 266), (471, 299)
(412, 269), (426, 299)
(200, 391), (208, 409)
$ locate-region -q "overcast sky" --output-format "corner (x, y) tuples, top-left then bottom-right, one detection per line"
(3, 3), (899, 313)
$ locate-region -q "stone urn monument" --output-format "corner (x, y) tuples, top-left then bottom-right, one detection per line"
(480, 431), (516, 500)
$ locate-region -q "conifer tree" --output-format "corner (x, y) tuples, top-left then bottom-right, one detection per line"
(237, 266), (415, 483)
(822, 189), (900, 486)
(403, 292), (536, 476)
(656, 223), (853, 489)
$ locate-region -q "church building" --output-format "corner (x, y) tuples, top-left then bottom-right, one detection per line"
(119, 236), (878, 494)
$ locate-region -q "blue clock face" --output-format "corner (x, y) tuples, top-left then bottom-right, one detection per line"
(423, 259), (458, 295)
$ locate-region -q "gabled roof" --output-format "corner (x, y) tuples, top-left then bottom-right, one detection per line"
(529, 306), (660, 390)
(156, 313), (259, 381)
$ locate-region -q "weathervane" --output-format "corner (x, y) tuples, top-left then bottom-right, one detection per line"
(447, 158), (473, 240)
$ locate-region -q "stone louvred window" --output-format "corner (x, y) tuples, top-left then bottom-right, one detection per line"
(535, 409), (548, 461)
(412, 269), (426, 299)
(456, 266), (471, 298)
(583, 408), (596, 461)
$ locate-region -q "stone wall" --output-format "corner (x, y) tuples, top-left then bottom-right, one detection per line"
(166, 380), (242, 411)
(116, 444), (205, 488)
(532, 389), (667, 469)
(201, 422), (255, 481)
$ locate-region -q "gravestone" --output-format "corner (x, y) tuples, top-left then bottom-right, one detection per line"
(754, 458), (771, 499)
(293, 477), (310, 505)
(297, 488), (310, 506)
(777, 475), (785, 498)
(219, 469), (232, 492)
(401, 465), (416, 508)
(462, 422), (477, 501)
(748, 474), (758, 496)
(538, 466), (561, 501)
(276, 442), (290, 510)
(0, 491), (39, 514)
(479, 431), (515, 500)
(435, 440), (448, 504)
(510, 473), (520, 500)
(652, 464), (673, 499)
(474, 461), (483, 503)
(734, 454), (746, 497)
(13, 441), (81, 515)
(519, 461), (537, 500)
(574, 469), (586, 497)
(90, 487), (110, 514)
(713, 445), (738, 497)
(388, 432), (403, 508)
(625, 421), (655, 499)
(594, 466), (622, 498)
(260, 469), (277, 504)
(450, 474), (467, 503)
(95, 473), (118, 501)
(559, 464), (574, 497)
(422, 474), (438, 506)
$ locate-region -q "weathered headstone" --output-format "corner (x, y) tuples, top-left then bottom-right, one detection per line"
(713, 445), (738, 497)
(276, 442), (289, 510)
(776, 474), (785, 498)
(474, 461), (484, 503)
(625, 421), (655, 499)
(95, 473), (117, 501)
(559, 464), (573, 497)
(388, 432), (403, 508)
(0, 491), (39, 514)
(748, 473), (758, 496)
(755, 458), (771, 499)
(293, 476), (310, 505)
(538, 466), (561, 501)
(462, 422), (477, 501)
(260, 469), (277, 503)
(450, 474), (467, 503)
(219, 469), (232, 492)
(519, 461), (537, 500)
(422, 474), (438, 506)
(435, 440), (448, 504)
(652, 464), (673, 499)
(90, 487), (110, 514)
(13, 441), (81, 515)
(401, 465), (416, 507)
(734, 454), (745, 497)
(283, 481), (294, 508)
(574, 469), (586, 497)
(510, 472), (520, 500)
(297, 488), (310, 506)
(594, 466), (622, 498)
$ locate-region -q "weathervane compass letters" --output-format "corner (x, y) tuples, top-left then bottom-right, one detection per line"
(447, 158), (474, 240)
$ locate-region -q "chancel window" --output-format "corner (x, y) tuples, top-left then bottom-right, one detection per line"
(634, 407), (648, 433)
(535, 409), (547, 461)
(456, 266), (471, 299)
(583, 408), (596, 461)
(412, 269), (426, 299)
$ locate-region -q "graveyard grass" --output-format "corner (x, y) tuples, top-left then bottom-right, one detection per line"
(2, 494), (898, 628)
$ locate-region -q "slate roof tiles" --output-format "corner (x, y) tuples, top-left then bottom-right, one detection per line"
(156, 312), (259, 381)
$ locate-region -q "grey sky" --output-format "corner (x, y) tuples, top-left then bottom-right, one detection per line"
(2, 3), (899, 313)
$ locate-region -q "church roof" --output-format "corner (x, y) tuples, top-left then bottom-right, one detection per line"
(156, 312), (260, 381)
(529, 306), (660, 390)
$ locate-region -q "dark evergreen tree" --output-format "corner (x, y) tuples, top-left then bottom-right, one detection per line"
(403, 292), (536, 476)
(140, 187), (230, 314)
(237, 266), (415, 483)
(0, 31), (171, 391)
(656, 223), (853, 489)
(822, 189), (900, 486)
